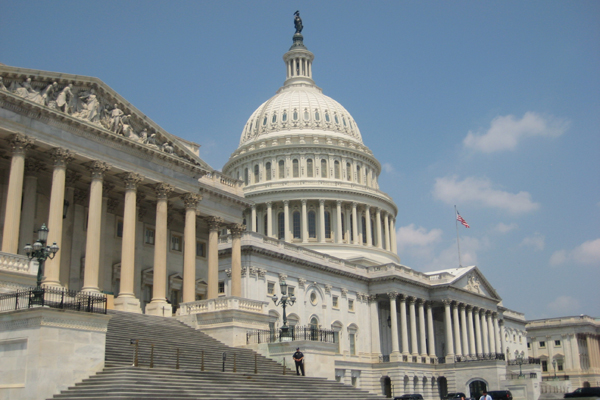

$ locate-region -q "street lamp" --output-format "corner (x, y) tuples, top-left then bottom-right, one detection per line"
(24, 224), (59, 302)
(515, 350), (525, 378)
(552, 359), (557, 379)
(272, 280), (296, 338)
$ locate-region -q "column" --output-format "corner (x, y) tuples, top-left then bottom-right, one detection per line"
(569, 334), (581, 370)
(301, 199), (308, 243)
(318, 199), (325, 243)
(206, 216), (223, 299)
(375, 208), (382, 249)
(418, 300), (427, 357)
(114, 172), (144, 312)
(335, 200), (343, 244)
(351, 202), (358, 245)
(357, 207), (363, 244)
(481, 310), (490, 355)
(44, 148), (73, 286)
(400, 295), (409, 356)
(250, 205), (257, 232)
(390, 218), (398, 254)
(266, 201), (273, 237)
(345, 206), (351, 243)
(145, 183), (174, 316)
(499, 320), (506, 359)
(181, 193), (201, 303)
(474, 307), (483, 356)
(283, 200), (290, 242)
(493, 313), (502, 355)
(467, 305), (476, 356)
(487, 311), (496, 354)
(81, 161), (110, 293)
(230, 223), (244, 297)
(2, 133), (33, 253)
(453, 302), (462, 357)
(443, 300), (455, 357)
(388, 292), (400, 356)
(409, 297), (418, 356)
(368, 295), (381, 358)
(460, 304), (469, 357)
(18, 160), (43, 253)
(384, 213), (390, 250)
(365, 205), (372, 246)
(426, 302), (436, 357)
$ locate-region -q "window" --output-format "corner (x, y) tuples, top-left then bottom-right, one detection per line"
(555, 340), (561, 347)
(351, 376), (357, 387)
(346, 163), (351, 181)
(196, 241), (206, 257)
(293, 159), (299, 177)
(342, 116), (347, 126)
(325, 112), (330, 122)
(321, 159), (327, 178)
(334, 114), (339, 124)
(341, 213), (345, 240)
(254, 164), (259, 183)
(171, 234), (182, 251)
(293, 211), (301, 239)
(244, 168), (249, 185)
(314, 110), (320, 121)
(542, 360), (548, 372)
(332, 296), (339, 308)
(263, 214), (268, 236)
(539, 341), (546, 348)
(278, 160), (285, 179)
(308, 211), (316, 238)
(349, 333), (356, 355)
(145, 227), (155, 245)
(557, 360), (564, 371)
(262, 116), (267, 126)
(334, 160), (340, 179)
(272, 113), (277, 123)
(282, 111), (287, 122)
(218, 281), (225, 294)
(288, 286), (295, 298)
(293, 110), (298, 120)
(265, 162), (271, 181)
(267, 282), (275, 295)
(310, 291), (317, 304)
(527, 342), (531, 349)
(278, 212), (285, 240)
(361, 216), (367, 244)
(356, 166), (361, 184)
(307, 159), (314, 177)
(348, 299), (354, 311)
(116, 218), (123, 238)
(324, 211), (331, 239)
(371, 219), (375, 244)
(303, 110), (309, 121)
(350, 217), (354, 242)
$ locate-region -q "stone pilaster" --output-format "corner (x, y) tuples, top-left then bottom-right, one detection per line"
(206, 216), (223, 299)
(230, 223), (245, 297)
(181, 193), (201, 304)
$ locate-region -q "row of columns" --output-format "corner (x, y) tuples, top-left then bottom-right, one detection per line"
(286, 56), (312, 79)
(1, 133), (244, 315)
(247, 200), (397, 252)
(387, 293), (437, 359)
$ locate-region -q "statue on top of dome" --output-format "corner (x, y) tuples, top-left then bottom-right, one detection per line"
(294, 11), (303, 34)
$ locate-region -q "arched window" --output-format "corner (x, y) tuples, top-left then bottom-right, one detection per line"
(293, 110), (298, 120)
(334, 114), (339, 124)
(254, 165), (259, 183)
(325, 211), (331, 239)
(307, 159), (314, 177)
(264, 214), (268, 236)
(325, 112), (330, 122)
(244, 168), (249, 185)
(262, 116), (267, 126)
(278, 212), (285, 240)
(303, 109), (309, 121)
(308, 211), (316, 238)
(346, 163), (351, 181)
(278, 160), (285, 179)
(293, 211), (301, 239)
(282, 111), (287, 122)
(356, 165), (361, 184)
(293, 159), (299, 178)
(315, 110), (320, 121)
(272, 113), (277, 123)
(265, 162), (271, 181)
(321, 159), (327, 178)
(334, 160), (340, 179)
(361, 216), (367, 244)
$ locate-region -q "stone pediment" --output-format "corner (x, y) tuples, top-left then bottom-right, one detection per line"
(453, 267), (501, 300)
(0, 65), (211, 171)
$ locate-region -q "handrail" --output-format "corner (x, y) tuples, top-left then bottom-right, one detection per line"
(0, 287), (107, 314)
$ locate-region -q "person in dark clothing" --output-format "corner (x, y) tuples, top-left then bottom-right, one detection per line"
(293, 347), (305, 376)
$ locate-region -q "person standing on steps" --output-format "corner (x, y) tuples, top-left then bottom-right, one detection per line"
(293, 347), (305, 376)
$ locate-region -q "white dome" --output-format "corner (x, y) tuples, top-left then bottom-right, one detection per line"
(239, 84), (362, 147)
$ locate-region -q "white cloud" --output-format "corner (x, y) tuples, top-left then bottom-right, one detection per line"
(396, 224), (442, 249)
(382, 163), (395, 174)
(463, 112), (568, 153)
(494, 222), (518, 234)
(520, 233), (545, 251)
(546, 295), (580, 315)
(422, 236), (488, 272)
(549, 238), (600, 267)
(433, 175), (540, 214)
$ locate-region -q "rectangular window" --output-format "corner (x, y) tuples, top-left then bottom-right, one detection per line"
(267, 282), (275, 295)
(351, 376), (357, 387)
(293, 211), (301, 239)
(218, 281), (225, 294)
(557, 361), (563, 371)
(196, 241), (206, 258)
(171, 234), (182, 251)
(542, 360), (548, 372)
(555, 340), (561, 347)
(332, 296), (339, 308)
(288, 286), (295, 298)
(348, 299), (354, 311)
(527, 342), (531, 349)
(116, 218), (123, 238)
(145, 227), (155, 245)
(349, 333), (356, 355)
(539, 341), (546, 348)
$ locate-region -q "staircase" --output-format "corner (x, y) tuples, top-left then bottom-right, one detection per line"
(49, 310), (383, 399)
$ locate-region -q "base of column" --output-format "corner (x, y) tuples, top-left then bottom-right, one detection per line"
(445, 355), (455, 363)
(114, 295), (142, 313)
(145, 300), (172, 317)
(80, 286), (101, 294)
(390, 351), (402, 362)
(41, 280), (63, 288)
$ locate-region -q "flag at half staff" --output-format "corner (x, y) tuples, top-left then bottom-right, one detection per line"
(456, 211), (470, 228)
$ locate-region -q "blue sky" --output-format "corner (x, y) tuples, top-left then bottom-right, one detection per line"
(1, 1), (598, 319)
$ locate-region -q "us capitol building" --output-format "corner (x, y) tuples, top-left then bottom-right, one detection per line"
(0, 15), (598, 400)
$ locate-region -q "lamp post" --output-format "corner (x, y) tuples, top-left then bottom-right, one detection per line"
(272, 280), (296, 339)
(515, 350), (524, 378)
(552, 359), (557, 379)
(23, 223), (59, 303)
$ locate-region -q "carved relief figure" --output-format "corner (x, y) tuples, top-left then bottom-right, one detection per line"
(56, 83), (74, 114)
(40, 81), (59, 107)
(109, 104), (125, 133)
(11, 77), (40, 102)
(76, 89), (101, 122)
(0, 76), (7, 91)
(466, 274), (481, 294)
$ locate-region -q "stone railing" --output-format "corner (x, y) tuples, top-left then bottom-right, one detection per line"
(0, 251), (34, 275)
(177, 296), (267, 316)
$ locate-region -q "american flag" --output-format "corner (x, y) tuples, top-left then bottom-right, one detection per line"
(456, 212), (470, 228)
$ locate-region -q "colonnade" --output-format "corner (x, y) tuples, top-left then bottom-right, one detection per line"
(245, 200), (397, 253)
(1, 133), (243, 315)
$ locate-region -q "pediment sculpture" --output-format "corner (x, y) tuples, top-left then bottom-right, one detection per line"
(465, 273), (482, 294)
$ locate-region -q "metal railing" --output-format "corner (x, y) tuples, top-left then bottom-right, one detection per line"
(542, 375), (570, 381)
(455, 353), (506, 362)
(0, 287), (107, 314)
(505, 372), (538, 380)
(507, 357), (541, 365)
(246, 325), (337, 344)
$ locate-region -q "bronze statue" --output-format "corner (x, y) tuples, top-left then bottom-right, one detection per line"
(294, 11), (303, 34)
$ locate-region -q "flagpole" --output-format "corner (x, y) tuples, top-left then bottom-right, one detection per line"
(455, 205), (462, 267)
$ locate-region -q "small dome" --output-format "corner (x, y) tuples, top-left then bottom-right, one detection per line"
(239, 85), (362, 146)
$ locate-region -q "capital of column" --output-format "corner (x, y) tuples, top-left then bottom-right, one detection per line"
(479, 308), (486, 316)
(229, 223), (245, 238)
(283, 200), (289, 206)
(251, 204), (256, 210)
(9, 133), (34, 154)
(301, 199), (307, 205)
(266, 201), (272, 207)
(466, 304), (473, 311)
(387, 291), (399, 300)
(459, 303), (466, 310)
(499, 319), (504, 326)
(319, 199), (325, 206)
(368, 294), (378, 303)
(417, 298), (425, 306)
(485, 310), (492, 316)
(49, 147), (74, 167)
(154, 182), (174, 199)
(336, 200), (342, 206)
(442, 299), (452, 306)
(492, 311), (498, 318)
(408, 296), (416, 304)
(182, 192), (202, 209)
(88, 160), (110, 180)
(398, 294), (407, 303)
(122, 172), (144, 191)
(351, 202), (357, 208)
(206, 216), (224, 231)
